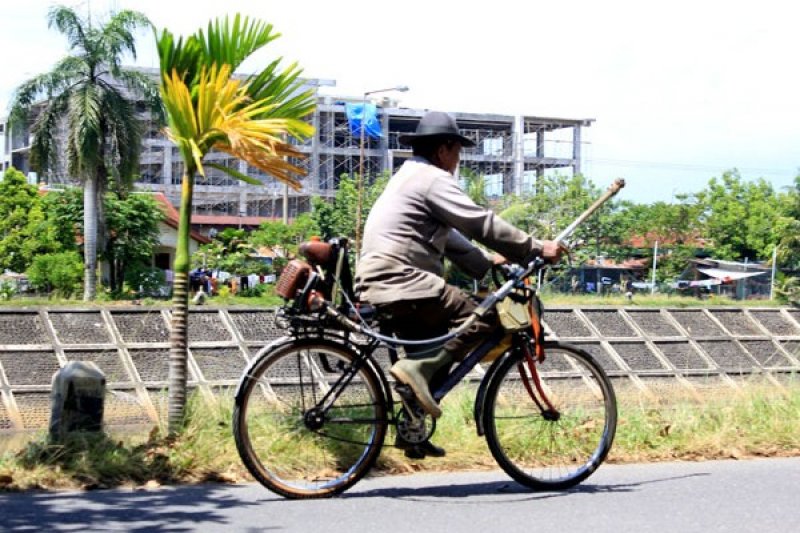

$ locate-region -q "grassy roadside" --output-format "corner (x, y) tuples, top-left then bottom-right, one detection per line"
(1, 382), (799, 492)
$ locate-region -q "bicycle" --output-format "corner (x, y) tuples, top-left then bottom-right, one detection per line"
(233, 180), (625, 499)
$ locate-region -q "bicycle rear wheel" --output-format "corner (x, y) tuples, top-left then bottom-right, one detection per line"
(234, 340), (387, 498)
(483, 341), (616, 490)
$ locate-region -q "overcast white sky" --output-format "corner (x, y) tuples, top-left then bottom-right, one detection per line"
(1, 0), (798, 203)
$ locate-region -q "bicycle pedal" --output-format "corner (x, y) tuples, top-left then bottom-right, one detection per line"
(394, 383), (415, 402)
(395, 384), (425, 423)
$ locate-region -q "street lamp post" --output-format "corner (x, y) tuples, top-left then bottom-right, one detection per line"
(355, 85), (409, 263)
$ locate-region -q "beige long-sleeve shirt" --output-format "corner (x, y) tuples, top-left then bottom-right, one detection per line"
(355, 157), (543, 305)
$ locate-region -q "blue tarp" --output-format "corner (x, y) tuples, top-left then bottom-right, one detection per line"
(345, 102), (382, 139)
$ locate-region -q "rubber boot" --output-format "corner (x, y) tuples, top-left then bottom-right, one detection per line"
(394, 435), (447, 459)
(390, 349), (453, 419)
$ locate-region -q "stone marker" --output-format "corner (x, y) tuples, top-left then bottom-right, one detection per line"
(49, 361), (106, 441)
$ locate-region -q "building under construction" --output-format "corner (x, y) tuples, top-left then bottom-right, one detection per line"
(1, 76), (593, 232)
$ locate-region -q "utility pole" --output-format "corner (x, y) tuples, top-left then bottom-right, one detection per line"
(651, 241), (658, 294)
(770, 246), (778, 300)
(354, 85), (409, 264)
(282, 181), (288, 224)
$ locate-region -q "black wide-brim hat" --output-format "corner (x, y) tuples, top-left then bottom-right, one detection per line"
(398, 111), (476, 147)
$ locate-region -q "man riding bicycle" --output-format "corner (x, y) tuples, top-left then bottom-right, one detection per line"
(355, 111), (565, 456)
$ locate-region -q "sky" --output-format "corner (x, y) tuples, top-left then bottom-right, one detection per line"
(1, 0), (798, 204)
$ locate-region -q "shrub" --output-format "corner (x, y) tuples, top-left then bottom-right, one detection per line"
(237, 283), (269, 297)
(775, 276), (800, 306)
(0, 280), (16, 300)
(125, 264), (166, 297)
(26, 251), (83, 298)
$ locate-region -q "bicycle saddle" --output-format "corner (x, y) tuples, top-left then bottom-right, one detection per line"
(299, 239), (333, 265)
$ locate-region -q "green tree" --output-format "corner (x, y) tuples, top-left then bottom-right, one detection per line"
(156, 14), (315, 431)
(775, 175), (800, 270)
(105, 193), (164, 293)
(500, 174), (602, 237)
(499, 174), (623, 263)
(312, 173), (389, 241)
(192, 228), (263, 276)
(250, 212), (319, 257)
(693, 170), (780, 261)
(0, 167), (63, 273)
(26, 251), (84, 298)
(9, 5), (160, 300)
(613, 197), (706, 282)
(460, 167), (487, 207)
(41, 187), (164, 294)
(614, 196), (703, 249)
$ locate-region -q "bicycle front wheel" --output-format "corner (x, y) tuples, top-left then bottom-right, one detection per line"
(234, 340), (387, 498)
(483, 341), (617, 490)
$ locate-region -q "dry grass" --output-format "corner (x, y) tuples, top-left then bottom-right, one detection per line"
(1, 382), (799, 491)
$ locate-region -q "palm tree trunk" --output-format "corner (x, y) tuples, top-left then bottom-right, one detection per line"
(83, 177), (98, 301)
(167, 171), (195, 433)
(96, 159), (108, 293)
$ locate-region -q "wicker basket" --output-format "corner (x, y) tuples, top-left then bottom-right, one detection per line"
(275, 260), (312, 300)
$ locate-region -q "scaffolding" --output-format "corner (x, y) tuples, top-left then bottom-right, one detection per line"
(2, 76), (593, 227)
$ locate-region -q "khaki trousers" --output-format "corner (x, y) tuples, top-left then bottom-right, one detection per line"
(377, 284), (500, 362)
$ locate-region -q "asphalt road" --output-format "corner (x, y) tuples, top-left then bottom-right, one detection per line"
(1, 458), (799, 532)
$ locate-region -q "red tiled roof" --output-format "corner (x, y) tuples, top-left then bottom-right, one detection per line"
(191, 215), (283, 226)
(626, 231), (709, 249)
(149, 192), (211, 244)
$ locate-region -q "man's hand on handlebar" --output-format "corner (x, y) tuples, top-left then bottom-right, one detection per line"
(541, 239), (568, 264)
(492, 240), (566, 268)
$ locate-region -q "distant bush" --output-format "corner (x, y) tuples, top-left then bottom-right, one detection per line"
(26, 251), (83, 298)
(125, 264), (166, 296)
(236, 283), (270, 298)
(0, 280), (16, 300)
(775, 276), (800, 306)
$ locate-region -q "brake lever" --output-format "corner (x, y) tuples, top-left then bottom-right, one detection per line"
(500, 264), (519, 278)
(492, 263), (522, 288)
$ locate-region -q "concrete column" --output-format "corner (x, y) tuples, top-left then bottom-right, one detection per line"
(310, 107), (321, 192)
(513, 115), (524, 195)
(239, 160), (248, 218)
(163, 145), (172, 185)
(573, 126), (582, 176)
(536, 129), (545, 193)
(283, 182), (289, 224)
(380, 111), (391, 174)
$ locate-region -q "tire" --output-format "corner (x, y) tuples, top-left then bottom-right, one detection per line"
(233, 339), (387, 498)
(482, 341), (617, 490)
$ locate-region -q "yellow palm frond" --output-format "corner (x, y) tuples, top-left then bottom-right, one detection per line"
(161, 63), (311, 188)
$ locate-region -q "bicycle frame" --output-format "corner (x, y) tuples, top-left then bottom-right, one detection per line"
(432, 327), (507, 403)
(265, 325), (512, 435)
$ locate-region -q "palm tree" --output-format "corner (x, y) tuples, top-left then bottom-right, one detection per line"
(460, 167), (487, 207)
(156, 14), (315, 432)
(9, 5), (161, 301)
